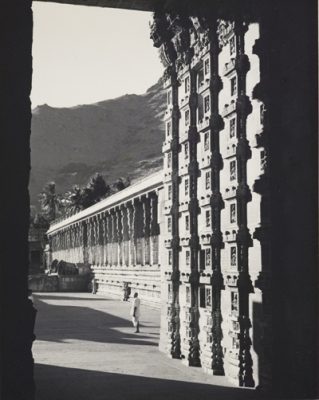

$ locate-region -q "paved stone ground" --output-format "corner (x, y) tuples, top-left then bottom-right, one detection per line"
(32, 292), (261, 400)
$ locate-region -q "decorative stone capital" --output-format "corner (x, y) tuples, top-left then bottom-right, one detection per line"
(237, 271), (254, 294)
(236, 226), (253, 247)
(189, 270), (200, 285)
(236, 137), (252, 161)
(235, 54), (250, 74)
(210, 192), (224, 210)
(236, 95), (252, 118)
(236, 183), (252, 203)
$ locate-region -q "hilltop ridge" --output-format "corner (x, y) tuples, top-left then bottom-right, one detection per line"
(30, 79), (165, 208)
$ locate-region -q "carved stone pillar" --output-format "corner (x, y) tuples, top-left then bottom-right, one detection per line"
(134, 198), (143, 265)
(87, 218), (94, 265)
(252, 26), (272, 391)
(101, 213), (107, 267)
(106, 212), (112, 266)
(121, 204), (130, 266)
(196, 19), (225, 376)
(182, 59), (201, 367)
(127, 202), (136, 266)
(233, 20), (254, 387)
(97, 216), (102, 265)
(116, 207), (123, 266)
(150, 192), (160, 265)
(168, 65), (181, 359)
(74, 223), (80, 263)
(92, 217), (98, 265)
(110, 210), (117, 266)
(151, 12), (182, 359)
(69, 226), (74, 263)
(142, 196), (151, 265)
(82, 221), (88, 265)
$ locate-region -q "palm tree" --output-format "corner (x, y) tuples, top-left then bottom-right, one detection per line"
(38, 181), (62, 222)
(112, 176), (131, 193)
(62, 174), (111, 214)
(64, 185), (85, 215)
(86, 173), (110, 203)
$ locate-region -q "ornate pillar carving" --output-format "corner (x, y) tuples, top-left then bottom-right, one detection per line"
(200, 18), (225, 376)
(127, 202), (136, 266)
(97, 214), (103, 266)
(101, 213), (107, 267)
(134, 198), (143, 265)
(150, 192), (160, 265)
(82, 220), (88, 265)
(184, 46), (201, 368)
(151, 11), (181, 359)
(121, 204), (130, 266)
(252, 24), (272, 391)
(110, 209), (118, 266)
(116, 207), (123, 266)
(142, 195), (151, 265)
(106, 212), (112, 266)
(233, 20), (254, 387)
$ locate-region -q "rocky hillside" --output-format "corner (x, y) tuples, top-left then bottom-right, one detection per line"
(30, 80), (165, 208)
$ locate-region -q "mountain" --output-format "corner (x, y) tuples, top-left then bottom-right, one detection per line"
(30, 80), (166, 209)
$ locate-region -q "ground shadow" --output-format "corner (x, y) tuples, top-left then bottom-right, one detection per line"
(33, 294), (113, 301)
(33, 296), (158, 347)
(35, 363), (264, 400)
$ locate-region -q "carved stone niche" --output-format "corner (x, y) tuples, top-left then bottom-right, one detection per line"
(226, 274), (238, 287)
(200, 234), (211, 245)
(224, 186), (237, 200)
(199, 275), (212, 284)
(180, 237), (190, 246)
(225, 230), (237, 242)
(222, 100), (237, 118)
(180, 272), (191, 283)
(217, 20), (235, 48)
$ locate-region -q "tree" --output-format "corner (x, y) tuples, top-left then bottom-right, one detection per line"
(32, 213), (49, 230)
(63, 173), (111, 214)
(112, 176), (131, 193)
(86, 173), (110, 203)
(38, 181), (63, 222)
(62, 185), (84, 216)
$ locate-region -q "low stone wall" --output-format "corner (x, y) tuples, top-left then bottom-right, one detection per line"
(28, 274), (90, 292)
(58, 275), (90, 292)
(28, 274), (58, 292)
(92, 264), (161, 308)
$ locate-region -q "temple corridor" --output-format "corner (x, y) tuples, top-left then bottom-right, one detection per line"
(32, 293), (258, 400)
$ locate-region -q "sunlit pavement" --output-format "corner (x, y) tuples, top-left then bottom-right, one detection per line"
(33, 292), (259, 400)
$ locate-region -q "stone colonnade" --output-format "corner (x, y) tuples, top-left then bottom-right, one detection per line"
(47, 174), (162, 306)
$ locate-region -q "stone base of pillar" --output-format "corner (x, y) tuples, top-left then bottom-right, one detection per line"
(181, 338), (201, 367)
(201, 347), (225, 375)
(202, 366), (225, 376)
(224, 352), (255, 388)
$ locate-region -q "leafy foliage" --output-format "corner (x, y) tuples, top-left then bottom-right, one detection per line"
(111, 177), (131, 193)
(38, 181), (63, 222)
(39, 173), (131, 221)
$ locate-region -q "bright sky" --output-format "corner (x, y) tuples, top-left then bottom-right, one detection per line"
(31, 2), (163, 108)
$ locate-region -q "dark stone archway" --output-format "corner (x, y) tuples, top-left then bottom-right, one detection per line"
(1, 1), (317, 399)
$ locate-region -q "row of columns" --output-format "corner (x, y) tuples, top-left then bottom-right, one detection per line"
(49, 193), (160, 267)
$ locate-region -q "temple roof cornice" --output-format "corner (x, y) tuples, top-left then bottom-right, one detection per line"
(47, 171), (163, 235)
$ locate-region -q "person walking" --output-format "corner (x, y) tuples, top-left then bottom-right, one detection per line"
(130, 292), (141, 333)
